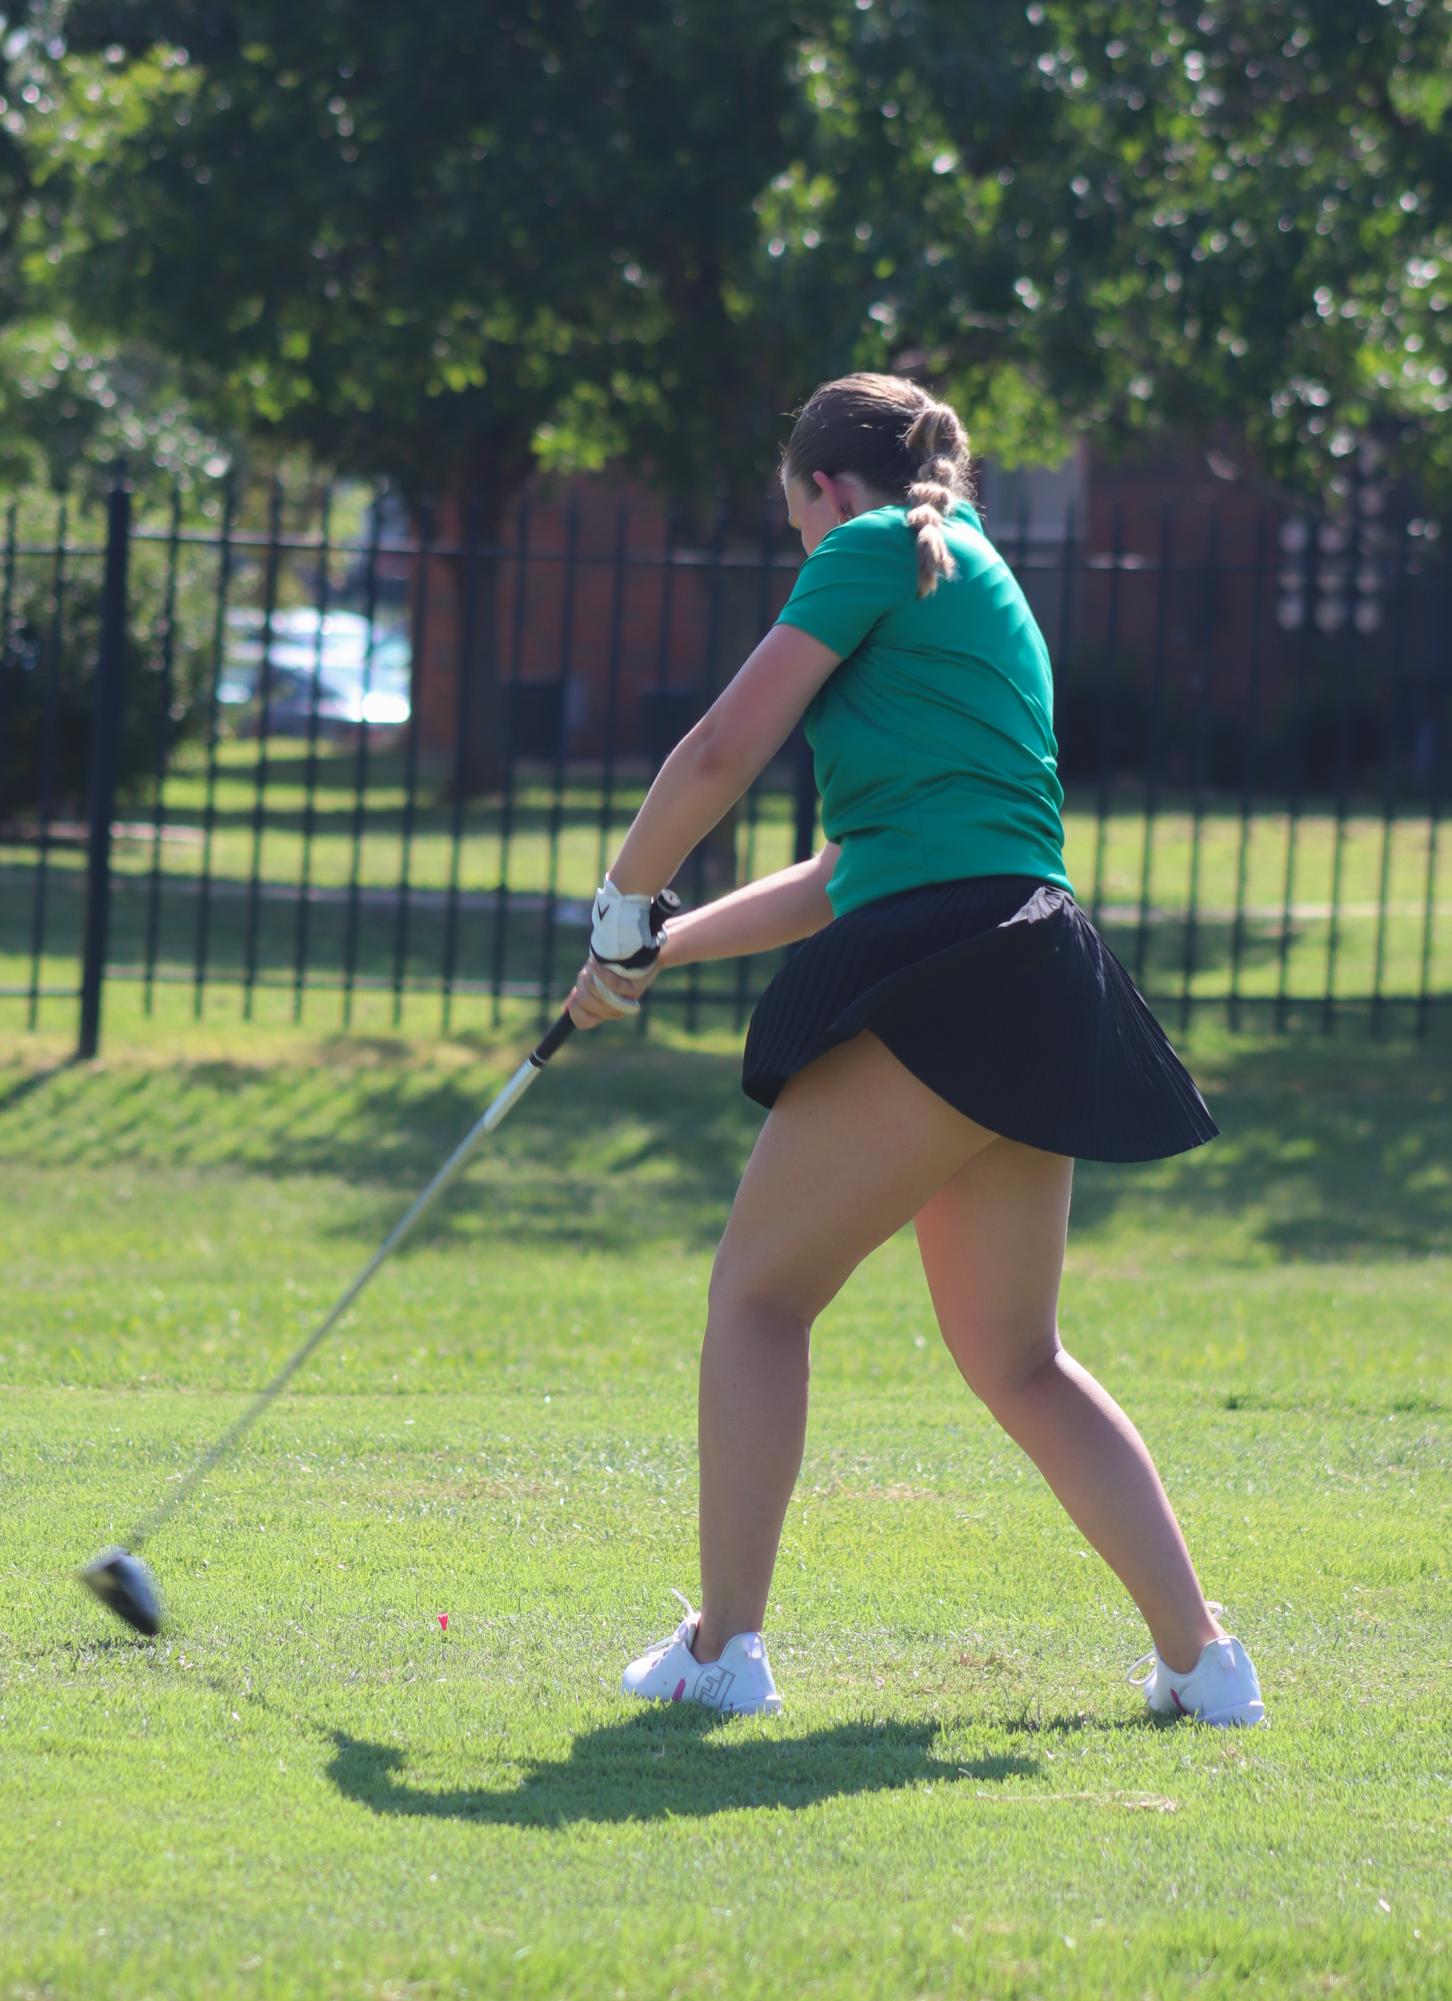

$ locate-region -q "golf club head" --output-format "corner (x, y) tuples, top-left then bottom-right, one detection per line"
(79, 1547), (164, 1637)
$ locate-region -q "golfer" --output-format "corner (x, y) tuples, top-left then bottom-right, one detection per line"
(568, 372), (1265, 1726)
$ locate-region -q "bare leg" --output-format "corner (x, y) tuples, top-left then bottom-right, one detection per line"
(692, 1034), (999, 1664)
(914, 1140), (1222, 1673)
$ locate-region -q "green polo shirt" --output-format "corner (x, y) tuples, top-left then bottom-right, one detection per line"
(775, 498), (1072, 917)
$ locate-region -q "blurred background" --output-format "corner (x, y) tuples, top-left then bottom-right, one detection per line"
(0, 0), (1448, 1047)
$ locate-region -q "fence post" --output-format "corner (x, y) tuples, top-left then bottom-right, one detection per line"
(791, 729), (816, 863)
(77, 463), (132, 1060)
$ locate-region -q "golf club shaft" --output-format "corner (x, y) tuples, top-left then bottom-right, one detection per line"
(120, 1010), (577, 1554)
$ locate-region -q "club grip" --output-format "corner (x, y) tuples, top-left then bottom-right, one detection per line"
(530, 1008), (578, 1068)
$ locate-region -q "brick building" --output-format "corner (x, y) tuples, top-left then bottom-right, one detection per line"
(410, 436), (1438, 793)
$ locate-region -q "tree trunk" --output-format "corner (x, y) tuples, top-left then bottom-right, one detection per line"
(445, 490), (505, 800)
(413, 428), (535, 799)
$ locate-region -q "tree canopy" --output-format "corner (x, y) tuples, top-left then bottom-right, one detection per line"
(758, 0), (1452, 508)
(6, 0), (1452, 513)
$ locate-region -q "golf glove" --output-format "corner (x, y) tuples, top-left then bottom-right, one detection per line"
(589, 879), (681, 1013)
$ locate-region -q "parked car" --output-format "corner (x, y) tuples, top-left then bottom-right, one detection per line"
(219, 609), (411, 736)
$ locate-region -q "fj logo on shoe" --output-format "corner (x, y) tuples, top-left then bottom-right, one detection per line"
(694, 1665), (736, 1708)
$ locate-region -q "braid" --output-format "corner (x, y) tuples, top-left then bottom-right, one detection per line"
(902, 404), (971, 598)
(783, 373), (975, 597)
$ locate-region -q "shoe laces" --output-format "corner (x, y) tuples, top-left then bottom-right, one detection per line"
(1125, 1604), (1224, 1688)
(641, 1586), (699, 1664)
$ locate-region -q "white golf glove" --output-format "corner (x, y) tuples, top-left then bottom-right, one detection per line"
(587, 878), (681, 1014)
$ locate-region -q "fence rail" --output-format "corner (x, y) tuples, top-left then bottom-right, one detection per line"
(1, 466), (1448, 1054)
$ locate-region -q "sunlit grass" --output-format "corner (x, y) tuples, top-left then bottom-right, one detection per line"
(2, 742), (1447, 1036)
(1, 1015), (1448, 1998)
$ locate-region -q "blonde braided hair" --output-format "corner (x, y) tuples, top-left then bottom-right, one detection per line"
(783, 372), (975, 598)
(902, 400), (971, 597)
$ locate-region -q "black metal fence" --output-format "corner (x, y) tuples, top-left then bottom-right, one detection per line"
(1, 465), (1448, 1055)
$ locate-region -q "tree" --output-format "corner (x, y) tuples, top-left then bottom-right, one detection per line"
(0, 9), (29, 326)
(32, 3), (826, 507)
(1, 6), (227, 490)
(755, 0), (1452, 511)
(29, 2), (838, 781)
(33, 2), (1452, 505)
(15, 2), (1452, 784)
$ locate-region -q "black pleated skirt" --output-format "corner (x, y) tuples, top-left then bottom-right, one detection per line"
(741, 877), (1218, 1163)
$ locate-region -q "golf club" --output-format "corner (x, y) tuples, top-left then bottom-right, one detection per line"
(79, 1008), (578, 1636)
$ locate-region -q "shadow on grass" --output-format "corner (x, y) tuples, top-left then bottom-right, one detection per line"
(45, 1631), (157, 1663)
(1069, 1029), (1452, 1260)
(325, 1714), (1038, 1827)
(0, 1058), (74, 1118)
(4, 1021), (1449, 1262)
(0, 1037), (763, 1254)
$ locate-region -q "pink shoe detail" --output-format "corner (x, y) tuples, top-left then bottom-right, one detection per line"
(671, 1677), (686, 1702)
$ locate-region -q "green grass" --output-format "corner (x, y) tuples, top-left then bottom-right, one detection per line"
(3, 741), (1447, 1023)
(2, 1010), (1450, 1999)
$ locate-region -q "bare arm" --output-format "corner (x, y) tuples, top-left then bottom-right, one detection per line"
(607, 623), (843, 895)
(567, 620), (843, 1030)
(660, 845), (839, 969)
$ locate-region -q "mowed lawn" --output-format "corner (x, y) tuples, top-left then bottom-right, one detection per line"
(1, 1002), (1449, 2000)
(3, 741), (1447, 1016)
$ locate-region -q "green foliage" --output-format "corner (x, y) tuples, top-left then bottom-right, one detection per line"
(4, 3), (1452, 510)
(0, 488), (218, 815)
(0, 9), (32, 318)
(0, 6), (229, 486)
(22, 2), (823, 511)
(0, 316), (229, 490)
(765, 0), (1452, 504)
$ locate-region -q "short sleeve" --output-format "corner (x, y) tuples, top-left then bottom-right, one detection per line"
(774, 516), (913, 659)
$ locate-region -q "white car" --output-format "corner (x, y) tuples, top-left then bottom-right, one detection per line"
(219, 609), (411, 733)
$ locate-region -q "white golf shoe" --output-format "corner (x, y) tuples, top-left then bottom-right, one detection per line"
(1127, 1631), (1266, 1726)
(621, 1589), (783, 1716)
